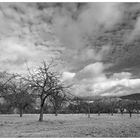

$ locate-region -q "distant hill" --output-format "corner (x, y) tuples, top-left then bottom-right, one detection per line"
(119, 93), (140, 100)
(75, 96), (102, 101)
(73, 95), (119, 102)
(73, 93), (140, 102)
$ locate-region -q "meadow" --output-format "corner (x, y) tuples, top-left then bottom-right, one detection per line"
(0, 113), (139, 137)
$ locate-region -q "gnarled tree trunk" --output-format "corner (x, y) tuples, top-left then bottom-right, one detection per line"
(39, 106), (44, 121)
(39, 98), (45, 122)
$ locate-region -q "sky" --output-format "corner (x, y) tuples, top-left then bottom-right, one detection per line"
(1, 2), (140, 97)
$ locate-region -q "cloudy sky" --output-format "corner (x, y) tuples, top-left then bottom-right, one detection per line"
(1, 2), (140, 97)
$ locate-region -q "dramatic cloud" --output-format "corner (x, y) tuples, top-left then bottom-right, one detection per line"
(74, 62), (107, 83)
(0, 3), (140, 97)
(0, 3), (63, 74)
(51, 3), (124, 71)
(125, 3), (140, 42)
(53, 3), (123, 48)
(67, 62), (107, 96)
(68, 66), (140, 97)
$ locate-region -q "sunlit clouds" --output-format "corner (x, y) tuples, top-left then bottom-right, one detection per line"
(1, 3), (140, 97)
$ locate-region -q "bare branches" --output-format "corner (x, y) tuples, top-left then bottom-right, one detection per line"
(3, 74), (36, 117)
(25, 61), (62, 97)
(24, 60), (71, 121)
(0, 72), (18, 97)
(0, 60), (72, 121)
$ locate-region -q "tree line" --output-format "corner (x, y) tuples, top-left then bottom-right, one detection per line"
(66, 97), (140, 118)
(0, 61), (140, 121)
(0, 61), (71, 121)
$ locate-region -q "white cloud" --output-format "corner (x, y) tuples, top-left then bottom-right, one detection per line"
(111, 72), (132, 80)
(0, 38), (61, 74)
(70, 62), (108, 96)
(93, 78), (140, 94)
(0, 3), (64, 74)
(62, 71), (75, 81)
(74, 62), (107, 81)
(0, 3), (140, 98)
(69, 64), (140, 97)
(52, 3), (123, 71)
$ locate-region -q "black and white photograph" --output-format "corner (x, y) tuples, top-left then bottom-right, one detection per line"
(0, 1), (140, 138)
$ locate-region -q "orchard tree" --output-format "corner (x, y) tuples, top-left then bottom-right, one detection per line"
(6, 76), (35, 117)
(125, 100), (135, 118)
(93, 99), (103, 116)
(108, 97), (118, 116)
(0, 72), (16, 97)
(26, 61), (69, 121)
(49, 90), (67, 116)
(134, 100), (140, 114)
(117, 99), (126, 115)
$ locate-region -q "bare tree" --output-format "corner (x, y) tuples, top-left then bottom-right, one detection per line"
(49, 90), (67, 116)
(0, 71), (16, 97)
(134, 100), (140, 114)
(25, 61), (68, 121)
(117, 100), (125, 115)
(5, 76), (35, 117)
(125, 100), (135, 118)
(108, 97), (118, 116)
(93, 99), (103, 116)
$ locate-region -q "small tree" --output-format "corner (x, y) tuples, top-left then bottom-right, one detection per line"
(117, 100), (125, 115)
(26, 61), (68, 121)
(49, 90), (67, 116)
(6, 77), (35, 117)
(134, 100), (140, 114)
(93, 99), (103, 116)
(125, 100), (135, 118)
(0, 72), (16, 97)
(108, 97), (118, 116)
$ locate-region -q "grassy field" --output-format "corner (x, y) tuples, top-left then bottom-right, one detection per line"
(0, 113), (140, 137)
